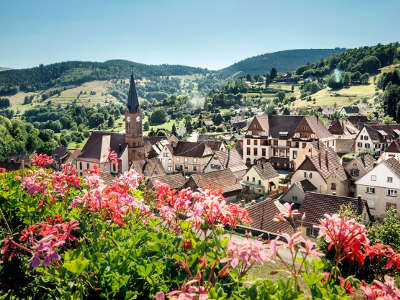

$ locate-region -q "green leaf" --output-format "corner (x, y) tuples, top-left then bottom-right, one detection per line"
(63, 258), (90, 274)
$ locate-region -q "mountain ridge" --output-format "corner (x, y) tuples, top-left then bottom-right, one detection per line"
(218, 48), (346, 77)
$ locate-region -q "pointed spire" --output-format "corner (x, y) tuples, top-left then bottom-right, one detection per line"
(127, 67), (139, 113)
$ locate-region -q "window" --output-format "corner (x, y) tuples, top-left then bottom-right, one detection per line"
(254, 140), (258, 145)
(365, 144), (370, 149)
(254, 148), (258, 156)
(87, 163), (89, 169)
(306, 227), (319, 238)
(274, 140), (278, 146)
(247, 176), (249, 181)
(262, 148), (266, 156)
(293, 151), (297, 159)
(258, 180), (261, 185)
(302, 143), (306, 148)
(387, 189), (397, 197)
(357, 142), (362, 147)
(292, 196), (298, 202)
(247, 148), (251, 155)
(371, 175), (376, 181)
(351, 169), (359, 177)
(79, 162), (82, 170)
(388, 177), (393, 183)
(193, 166), (197, 171)
(331, 183), (336, 190)
(252, 177), (255, 182)
(366, 186), (375, 194)
(309, 173), (312, 179)
(304, 172), (307, 178)
(286, 141), (291, 147)
(168, 166), (172, 172)
(163, 152), (169, 157)
(247, 139), (251, 145)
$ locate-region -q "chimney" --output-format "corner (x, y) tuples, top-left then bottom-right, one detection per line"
(226, 148), (231, 169)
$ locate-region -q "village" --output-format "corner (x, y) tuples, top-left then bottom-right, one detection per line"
(2, 72), (398, 240)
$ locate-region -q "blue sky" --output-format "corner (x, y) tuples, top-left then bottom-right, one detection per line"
(0, 0), (399, 70)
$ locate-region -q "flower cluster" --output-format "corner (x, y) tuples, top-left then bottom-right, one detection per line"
(32, 153), (53, 166)
(361, 275), (400, 299)
(1, 218), (79, 267)
(71, 169), (150, 226)
(154, 181), (252, 234)
(316, 213), (369, 266)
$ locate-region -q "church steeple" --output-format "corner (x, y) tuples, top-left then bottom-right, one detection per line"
(125, 67), (144, 163)
(127, 69), (139, 113)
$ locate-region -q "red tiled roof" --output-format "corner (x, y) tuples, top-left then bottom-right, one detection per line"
(246, 198), (293, 235)
(187, 169), (242, 194)
(148, 173), (186, 190)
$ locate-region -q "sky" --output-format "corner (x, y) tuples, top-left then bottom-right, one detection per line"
(0, 0), (399, 70)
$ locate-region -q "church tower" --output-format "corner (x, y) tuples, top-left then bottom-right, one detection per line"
(125, 70), (144, 163)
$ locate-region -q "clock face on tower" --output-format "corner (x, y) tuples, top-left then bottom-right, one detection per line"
(136, 116), (141, 135)
(136, 116), (140, 122)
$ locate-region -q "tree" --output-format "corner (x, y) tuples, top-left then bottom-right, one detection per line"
(185, 118), (193, 135)
(88, 113), (104, 128)
(143, 121), (150, 131)
(343, 72), (351, 86)
(213, 113), (223, 126)
(383, 84), (400, 121)
(0, 98), (10, 109)
(270, 68), (277, 79)
(360, 55), (381, 74)
(351, 71), (361, 84)
(107, 117), (115, 128)
(275, 91), (285, 102)
(327, 75), (343, 90)
(150, 109), (167, 125)
(171, 123), (177, 136)
(368, 209), (400, 250)
(265, 74), (271, 88)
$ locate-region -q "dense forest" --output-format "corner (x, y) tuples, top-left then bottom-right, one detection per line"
(218, 48), (346, 77)
(0, 60), (210, 95)
(295, 43), (400, 89)
(0, 116), (58, 159)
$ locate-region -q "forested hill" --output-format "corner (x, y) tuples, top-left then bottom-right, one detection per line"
(218, 48), (346, 77)
(0, 60), (210, 96)
(295, 43), (400, 79)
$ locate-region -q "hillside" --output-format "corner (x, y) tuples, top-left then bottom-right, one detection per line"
(0, 60), (211, 96)
(0, 67), (11, 72)
(218, 48), (346, 77)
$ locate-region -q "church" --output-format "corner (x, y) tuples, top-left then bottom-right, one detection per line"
(75, 71), (144, 176)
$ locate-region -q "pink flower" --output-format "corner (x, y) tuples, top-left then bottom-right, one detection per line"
(155, 292), (165, 300)
(299, 240), (324, 257)
(360, 275), (400, 299)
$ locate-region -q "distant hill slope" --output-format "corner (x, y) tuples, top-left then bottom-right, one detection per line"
(218, 48), (346, 77)
(0, 67), (11, 72)
(0, 60), (210, 95)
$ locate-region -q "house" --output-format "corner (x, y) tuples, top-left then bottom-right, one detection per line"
(243, 114), (335, 170)
(51, 147), (71, 170)
(201, 120), (214, 127)
(204, 140), (225, 152)
(354, 124), (400, 155)
(299, 192), (370, 238)
(279, 180), (317, 205)
(203, 149), (247, 179)
(76, 131), (129, 176)
(148, 140), (175, 173)
(328, 120), (359, 155)
(173, 141), (214, 174)
(355, 158), (400, 219)
(147, 173), (186, 190)
(346, 115), (373, 130)
(246, 198), (294, 235)
(293, 140), (330, 170)
(130, 158), (166, 179)
(291, 146), (349, 196)
(144, 135), (178, 158)
(378, 141), (400, 162)
(343, 154), (375, 196)
(184, 169), (242, 202)
(241, 163), (280, 195)
(339, 106), (360, 116)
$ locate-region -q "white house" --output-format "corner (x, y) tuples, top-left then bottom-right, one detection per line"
(354, 124), (400, 155)
(355, 158), (400, 219)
